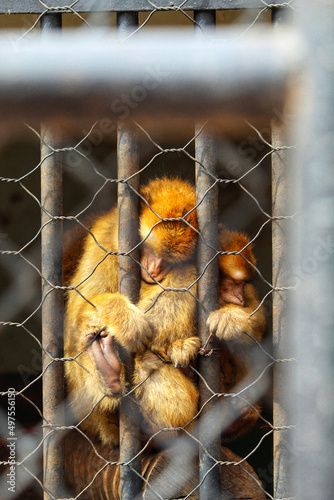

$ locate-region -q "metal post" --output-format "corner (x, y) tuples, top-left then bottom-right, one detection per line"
(271, 8), (294, 500)
(195, 127), (221, 499)
(194, 12), (221, 498)
(293, 2), (334, 498)
(117, 12), (142, 500)
(271, 124), (293, 499)
(40, 13), (65, 500)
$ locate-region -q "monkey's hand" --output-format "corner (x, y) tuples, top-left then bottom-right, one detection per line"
(86, 331), (123, 394)
(167, 337), (201, 367)
(79, 292), (152, 353)
(207, 305), (256, 343)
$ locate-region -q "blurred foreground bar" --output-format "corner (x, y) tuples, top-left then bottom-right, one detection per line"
(293, 1), (334, 499)
(0, 28), (301, 124)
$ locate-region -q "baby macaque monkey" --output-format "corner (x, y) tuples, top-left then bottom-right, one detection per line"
(64, 177), (201, 446)
(207, 227), (266, 440)
(209, 227), (265, 342)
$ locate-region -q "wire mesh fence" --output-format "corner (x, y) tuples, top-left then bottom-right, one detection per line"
(0, 3), (298, 500)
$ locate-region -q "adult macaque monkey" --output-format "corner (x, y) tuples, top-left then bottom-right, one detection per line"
(207, 227), (266, 439)
(65, 177), (200, 446)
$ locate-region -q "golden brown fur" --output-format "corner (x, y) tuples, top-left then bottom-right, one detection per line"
(218, 228), (256, 282)
(65, 178), (266, 447)
(64, 177), (200, 446)
(139, 177), (198, 263)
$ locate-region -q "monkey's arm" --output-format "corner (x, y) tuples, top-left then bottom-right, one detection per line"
(64, 209), (152, 414)
(64, 212), (153, 445)
(70, 292), (152, 354)
(207, 283), (266, 344)
(66, 209), (152, 356)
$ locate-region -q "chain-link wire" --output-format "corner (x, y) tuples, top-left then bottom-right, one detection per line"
(0, 3), (296, 499)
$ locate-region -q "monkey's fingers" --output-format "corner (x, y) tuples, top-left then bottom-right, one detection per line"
(206, 310), (220, 337)
(91, 335), (122, 395)
(207, 307), (253, 342)
(168, 337), (201, 368)
(86, 327), (106, 342)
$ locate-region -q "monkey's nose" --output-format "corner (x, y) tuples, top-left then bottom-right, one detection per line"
(141, 262), (171, 284)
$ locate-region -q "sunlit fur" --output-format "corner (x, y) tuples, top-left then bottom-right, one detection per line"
(64, 177), (200, 446)
(139, 177), (198, 263)
(65, 180), (267, 446)
(219, 226), (256, 282)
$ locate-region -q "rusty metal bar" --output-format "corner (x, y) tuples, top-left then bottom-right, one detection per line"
(40, 12), (65, 500)
(271, 9), (294, 500)
(195, 125), (222, 499)
(194, 11), (221, 500)
(117, 12), (142, 500)
(194, 9), (216, 30)
(0, 0), (292, 14)
(271, 124), (293, 499)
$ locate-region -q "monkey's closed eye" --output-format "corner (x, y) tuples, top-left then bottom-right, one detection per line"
(246, 278), (257, 285)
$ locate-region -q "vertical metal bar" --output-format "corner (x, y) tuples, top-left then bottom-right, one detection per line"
(271, 9), (294, 500)
(194, 11), (221, 499)
(195, 140), (221, 495)
(293, 2), (334, 498)
(271, 125), (293, 499)
(195, 129), (221, 500)
(117, 12), (142, 500)
(194, 10), (216, 30)
(40, 13), (65, 500)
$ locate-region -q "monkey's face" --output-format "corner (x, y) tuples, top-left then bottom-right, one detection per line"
(218, 228), (257, 307)
(139, 219), (197, 283)
(140, 242), (173, 284)
(219, 273), (246, 307)
(139, 177), (198, 283)
(218, 252), (256, 307)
